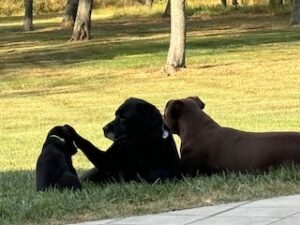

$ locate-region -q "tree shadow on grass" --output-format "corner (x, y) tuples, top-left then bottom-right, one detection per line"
(0, 14), (299, 72)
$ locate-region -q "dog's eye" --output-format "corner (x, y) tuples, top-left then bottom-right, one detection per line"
(118, 117), (126, 123)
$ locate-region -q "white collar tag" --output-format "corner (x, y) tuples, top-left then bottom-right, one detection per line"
(162, 128), (169, 139)
(72, 141), (78, 149)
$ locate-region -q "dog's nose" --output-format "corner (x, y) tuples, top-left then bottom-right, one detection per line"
(103, 125), (116, 141)
(103, 126), (107, 134)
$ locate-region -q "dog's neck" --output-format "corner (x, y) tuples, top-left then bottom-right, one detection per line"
(43, 134), (67, 153)
(150, 123), (170, 140)
(124, 124), (170, 148)
(178, 110), (219, 137)
(45, 135), (77, 157)
(49, 135), (65, 144)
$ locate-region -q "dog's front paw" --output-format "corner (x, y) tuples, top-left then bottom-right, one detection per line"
(63, 124), (78, 138)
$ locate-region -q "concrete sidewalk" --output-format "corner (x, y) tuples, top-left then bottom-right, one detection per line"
(68, 194), (300, 225)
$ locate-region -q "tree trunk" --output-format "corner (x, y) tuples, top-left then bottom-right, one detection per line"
(270, 0), (277, 6)
(145, 0), (154, 8)
(270, 0), (284, 5)
(290, 0), (300, 25)
(232, 0), (238, 9)
(24, 0), (33, 31)
(137, 0), (153, 7)
(61, 0), (79, 28)
(221, 0), (227, 7)
(162, 0), (171, 18)
(70, 0), (93, 41)
(164, 0), (186, 75)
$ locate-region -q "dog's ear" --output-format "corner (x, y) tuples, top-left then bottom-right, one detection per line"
(169, 100), (183, 119)
(138, 102), (162, 131)
(47, 126), (63, 138)
(188, 96), (205, 109)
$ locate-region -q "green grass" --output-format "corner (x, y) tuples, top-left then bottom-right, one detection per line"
(1, 168), (300, 225)
(1, 8), (300, 225)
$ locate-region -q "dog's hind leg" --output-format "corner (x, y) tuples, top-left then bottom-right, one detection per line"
(80, 167), (117, 183)
(58, 171), (82, 190)
(80, 167), (111, 182)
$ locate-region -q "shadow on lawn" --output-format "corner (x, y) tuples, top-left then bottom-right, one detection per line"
(0, 169), (93, 224)
(0, 14), (299, 72)
(0, 170), (35, 194)
(0, 169), (90, 194)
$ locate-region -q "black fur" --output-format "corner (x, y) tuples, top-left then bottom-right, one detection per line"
(36, 126), (81, 191)
(63, 98), (180, 183)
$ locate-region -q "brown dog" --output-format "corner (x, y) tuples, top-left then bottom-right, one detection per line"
(164, 96), (300, 176)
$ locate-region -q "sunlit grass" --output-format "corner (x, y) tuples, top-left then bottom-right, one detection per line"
(1, 9), (300, 225)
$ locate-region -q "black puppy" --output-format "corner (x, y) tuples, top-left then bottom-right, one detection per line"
(36, 126), (81, 191)
(63, 97), (180, 183)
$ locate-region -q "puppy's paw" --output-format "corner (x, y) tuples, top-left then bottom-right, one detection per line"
(63, 124), (78, 138)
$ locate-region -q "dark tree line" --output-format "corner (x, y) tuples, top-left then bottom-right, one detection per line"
(221, 0), (289, 8)
(23, 0), (300, 34)
(291, 0), (300, 25)
(138, 0), (154, 7)
(22, 0), (300, 75)
(221, 0), (238, 8)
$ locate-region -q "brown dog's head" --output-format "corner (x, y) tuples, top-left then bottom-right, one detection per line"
(164, 96), (205, 134)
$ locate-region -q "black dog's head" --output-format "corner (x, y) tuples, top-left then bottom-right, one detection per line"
(103, 98), (169, 146)
(46, 126), (77, 155)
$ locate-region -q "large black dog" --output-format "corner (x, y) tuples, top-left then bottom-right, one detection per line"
(36, 126), (81, 191)
(63, 97), (180, 183)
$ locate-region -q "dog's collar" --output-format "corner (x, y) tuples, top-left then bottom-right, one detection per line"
(147, 124), (169, 141)
(161, 125), (169, 139)
(49, 135), (65, 144)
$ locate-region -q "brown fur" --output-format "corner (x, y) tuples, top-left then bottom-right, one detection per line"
(164, 96), (300, 176)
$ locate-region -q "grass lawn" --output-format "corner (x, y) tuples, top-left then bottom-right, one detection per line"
(1, 6), (300, 225)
